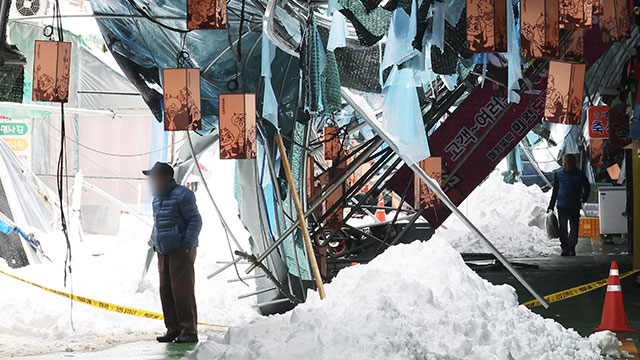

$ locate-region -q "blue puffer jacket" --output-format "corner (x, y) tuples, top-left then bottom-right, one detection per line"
(151, 180), (202, 254)
(549, 168), (590, 209)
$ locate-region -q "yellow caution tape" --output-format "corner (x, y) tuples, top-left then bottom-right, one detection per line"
(0, 270), (230, 329)
(521, 269), (640, 308)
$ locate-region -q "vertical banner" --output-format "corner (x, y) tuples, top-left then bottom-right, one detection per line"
(32, 41), (71, 103)
(544, 61), (586, 125)
(599, 0), (631, 42)
(520, 0), (560, 58)
(590, 139), (604, 166)
(187, 0), (227, 29)
(163, 68), (202, 131)
(559, 0), (593, 29)
(466, 0), (507, 52)
(588, 106), (610, 138)
(219, 93), (256, 159)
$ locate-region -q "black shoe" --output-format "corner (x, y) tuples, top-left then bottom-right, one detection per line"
(569, 251), (576, 256)
(561, 251), (569, 256)
(175, 334), (198, 343)
(156, 332), (180, 343)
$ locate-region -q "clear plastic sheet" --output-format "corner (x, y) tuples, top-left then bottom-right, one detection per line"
(381, 0), (419, 71)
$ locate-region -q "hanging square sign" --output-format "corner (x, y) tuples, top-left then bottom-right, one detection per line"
(219, 93), (256, 159)
(187, 0), (228, 29)
(588, 106), (610, 139)
(599, 0), (631, 42)
(545, 61), (586, 125)
(163, 68), (202, 131)
(521, 0), (560, 58)
(559, 0), (593, 29)
(32, 40), (71, 103)
(466, 0), (507, 53)
(324, 126), (341, 161)
(414, 157), (443, 211)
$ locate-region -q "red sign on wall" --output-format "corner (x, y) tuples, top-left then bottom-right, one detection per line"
(588, 106), (610, 139)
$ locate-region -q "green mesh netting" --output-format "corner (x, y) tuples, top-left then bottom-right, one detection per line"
(280, 121), (312, 280)
(322, 51), (342, 114)
(338, 0), (390, 46)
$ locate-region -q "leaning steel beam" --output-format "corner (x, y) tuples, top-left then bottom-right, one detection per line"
(518, 141), (553, 190)
(245, 136), (385, 273)
(341, 87), (551, 309)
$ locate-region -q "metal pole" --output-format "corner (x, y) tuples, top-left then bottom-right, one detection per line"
(518, 141), (553, 190)
(342, 87), (550, 308)
(245, 136), (385, 273)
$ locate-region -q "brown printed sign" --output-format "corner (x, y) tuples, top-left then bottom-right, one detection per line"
(163, 68), (202, 131)
(521, 0), (560, 58)
(559, 0), (593, 29)
(187, 0), (228, 29)
(599, 0), (631, 43)
(545, 61), (585, 125)
(32, 41), (71, 103)
(219, 93), (256, 159)
(466, 0), (507, 53)
(414, 157), (443, 212)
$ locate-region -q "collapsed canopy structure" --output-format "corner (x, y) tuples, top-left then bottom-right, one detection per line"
(3, 0), (640, 314)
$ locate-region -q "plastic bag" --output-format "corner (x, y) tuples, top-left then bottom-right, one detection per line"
(545, 211), (559, 239)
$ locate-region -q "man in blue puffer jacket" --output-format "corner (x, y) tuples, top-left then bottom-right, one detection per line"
(143, 162), (202, 343)
(548, 154), (590, 256)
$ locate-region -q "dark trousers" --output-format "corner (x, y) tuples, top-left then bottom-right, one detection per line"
(158, 246), (198, 335)
(557, 206), (580, 253)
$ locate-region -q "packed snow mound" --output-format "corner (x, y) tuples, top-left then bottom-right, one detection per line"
(187, 238), (603, 360)
(438, 171), (560, 257)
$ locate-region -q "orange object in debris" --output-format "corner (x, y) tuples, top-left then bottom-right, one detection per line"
(375, 193), (386, 222)
(578, 217), (600, 237)
(594, 261), (636, 333)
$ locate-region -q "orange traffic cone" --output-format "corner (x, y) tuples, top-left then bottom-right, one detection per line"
(594, 261), (636, 332)
(375, 193), (386, 222)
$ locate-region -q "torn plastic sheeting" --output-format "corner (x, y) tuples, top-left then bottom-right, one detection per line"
(381, 0), (420, 72)
(381, 65), (430, 165)
(505, 0), (522, 103)
(262, 26), (278, 127)
(328, 10), (348, 51)
(442, 0), (466, 25)
(431, 1), (445, 52)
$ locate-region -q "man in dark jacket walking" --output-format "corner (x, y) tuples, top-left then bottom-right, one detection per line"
(548, 154), (590, 256)
(143, 162), (202, 343)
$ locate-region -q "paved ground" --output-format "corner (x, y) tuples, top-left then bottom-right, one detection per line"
(13, 237), (639, 359)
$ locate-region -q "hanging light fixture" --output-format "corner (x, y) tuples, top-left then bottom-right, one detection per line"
(599, 0), (631, 42)
(545, 60), (586, 125)
(32, 40), (71, 103)
(218, 93), (256, 159)
(187, 0), (228, 29)
(466, 0), (507, 53)
(559, 0), (593, 29)
(520, 0), (560, 58)
(163, 68), (202, 131)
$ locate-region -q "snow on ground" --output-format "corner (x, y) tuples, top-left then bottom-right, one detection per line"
(0, 157), (259, 357)
(187, 237), (612, 360)
(437, 171), (560, 258)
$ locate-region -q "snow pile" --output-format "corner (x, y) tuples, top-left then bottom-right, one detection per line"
(187, 238), (603, 360)
(589, 331), (628, 359)
(0, 156), (258, 356)
(437, 171), (560, 257)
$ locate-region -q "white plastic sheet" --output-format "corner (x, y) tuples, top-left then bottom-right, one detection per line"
(381, 0), (419, 71)
(328, 10), (348, 51)
(381, 66), (430, 165)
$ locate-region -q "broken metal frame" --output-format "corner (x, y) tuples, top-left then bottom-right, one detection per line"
(342, 87), (551, 308)
(245, 136), (385, 273)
